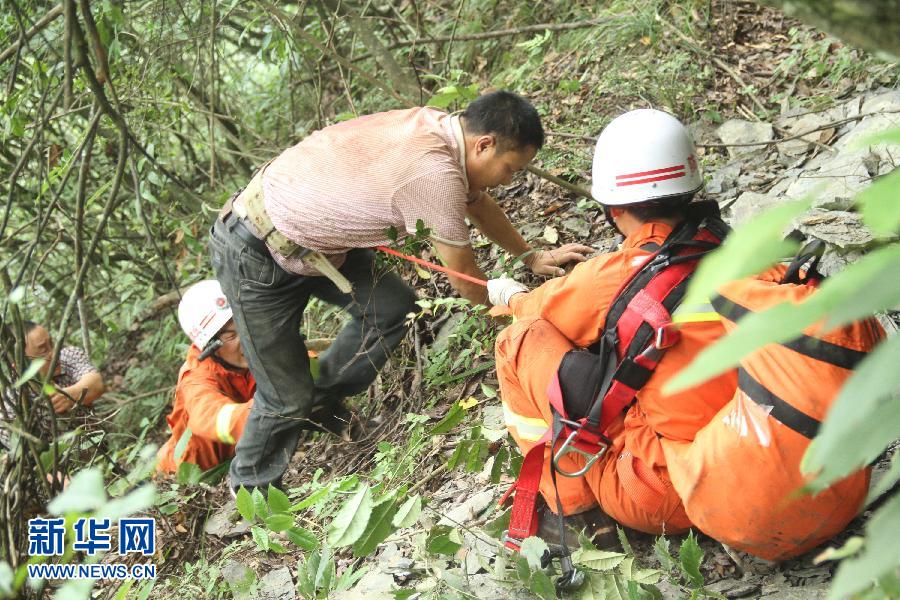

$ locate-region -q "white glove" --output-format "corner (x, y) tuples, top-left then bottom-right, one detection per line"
(487, 277), (528, 307)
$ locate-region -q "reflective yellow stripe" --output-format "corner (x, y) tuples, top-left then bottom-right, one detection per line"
(672, 301), (721, 324)
(502, 402), (549, 442)
(215, 404), (238, 445)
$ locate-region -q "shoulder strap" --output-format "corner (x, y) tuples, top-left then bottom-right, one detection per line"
(585, 218), (727, 431)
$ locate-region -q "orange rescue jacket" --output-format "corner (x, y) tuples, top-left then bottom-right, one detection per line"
(663, 270), (884, 560)
(157, 346), (255, 473)
(507, 223), (737, 524)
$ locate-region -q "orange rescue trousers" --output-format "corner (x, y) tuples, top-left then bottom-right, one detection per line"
(496, 317), (691, 534)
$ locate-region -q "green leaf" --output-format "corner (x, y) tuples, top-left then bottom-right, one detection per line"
(653, 536), (675, 573)
(267, 486), (291, 514)
(520, 537), (549, 571)
(573, 548), (626, 571)
(577, 572), (608, 599)
(264, 513), (294, 532)
(682, 199), (809, 308)
(176, 461), (202, 485)
(822, 243), (900, 329)
(315, 547), (336, 595)
(530, 571), (556, 600)
(392, 494), (422, 528)
(802, 334), (900, 489)
(814, 536), (864, 563)
(268, 539), (288, 554)
(326, 484), (373, 547)
(678, 531), (704, 587)
(286, 526), (318, 550)
(291, 484), (332, 512)
(617, 527), (634, 556)
(235, 487), (255, 522)
(829, 494), (900, 599)
(858, 168), (900, 234)
(480, 383), (497, 399)
(97, 484), (155, 522)
(515, 555), (532, 584)
(353, 498), (398, 557)
(490, 446), (508, 484)
(868, 450), (900, 506)
(425, 525), (462, 556)
(428, 401), (465, 435)
(252, 488), (269, 519)
(173, 428), (192, 462)
(0, 561), (14, 597)
(13, 359), (45, 388)
(251, 526), (270, 551)
(48, 468), (106, 514)
(484, 508), (511, 539)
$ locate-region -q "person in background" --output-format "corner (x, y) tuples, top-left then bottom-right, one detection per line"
(157, 280), (255, 474)
(24, 321), (105, 413)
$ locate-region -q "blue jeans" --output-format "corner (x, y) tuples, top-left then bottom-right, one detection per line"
(209, 217), (417, 488)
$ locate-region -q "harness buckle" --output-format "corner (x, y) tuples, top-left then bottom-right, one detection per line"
(654, 323), (681, 350)
(552, 423), (608, 478)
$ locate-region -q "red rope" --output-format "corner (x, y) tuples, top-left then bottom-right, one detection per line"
(375, 246), (488, 287)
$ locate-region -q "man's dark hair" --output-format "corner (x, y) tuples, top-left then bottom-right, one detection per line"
(625, 193), (695, 223)
(461, 91), (544, 151)
(23, 321), (39, 335)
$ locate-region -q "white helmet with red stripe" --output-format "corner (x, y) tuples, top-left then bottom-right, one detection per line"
(177, 279), (232, 350)
(591, 109), (702, 206)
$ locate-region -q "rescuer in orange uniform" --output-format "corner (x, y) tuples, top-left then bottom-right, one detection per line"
(157, 280), (255, 473)
(488, 110), (737, 543)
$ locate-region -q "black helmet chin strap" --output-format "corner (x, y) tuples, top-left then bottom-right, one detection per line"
(603, 205), (623, 236)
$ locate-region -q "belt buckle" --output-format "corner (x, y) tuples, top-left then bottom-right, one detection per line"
(552, 422), (607, 478)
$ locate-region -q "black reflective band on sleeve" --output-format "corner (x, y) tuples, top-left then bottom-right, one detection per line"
(711, 295), (868, 370)
(738, 368), (821, 439)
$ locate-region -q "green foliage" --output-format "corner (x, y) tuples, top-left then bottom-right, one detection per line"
(326, 483), (374, 547)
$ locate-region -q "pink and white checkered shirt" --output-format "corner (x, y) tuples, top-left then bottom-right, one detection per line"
(258, 107), (475, 276)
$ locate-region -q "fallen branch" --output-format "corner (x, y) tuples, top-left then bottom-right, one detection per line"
(526, 164), (592, 199)
(0, 3), (64, 65)
(697, 109), (900, 148)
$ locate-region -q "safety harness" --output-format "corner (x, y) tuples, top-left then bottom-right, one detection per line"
(500, 208), (729, 592)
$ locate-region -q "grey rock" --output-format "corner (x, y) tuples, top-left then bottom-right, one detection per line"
(758, 582), (832, 599)
(707, 578), (763, 599)
(706, 161), (742, 195)
(861, 90), (900, 114)
(459, 573), (534, 599)
(439, 488), (495, 526)
(204, 502), (251, 538)
(222, 560), (256, 599)
(727, 192), (782, 226)
(249, 567), (296, 600)
(687, 119), (720, 146)
(777, 113), (832, 157)
(784, 156), (871, 206)
(331, 568), (397, 600)
(717, 120), (774, 157)
(796, 210), (875, 251)
(481, 404), (504, 430)
(431, 312), (468, 355)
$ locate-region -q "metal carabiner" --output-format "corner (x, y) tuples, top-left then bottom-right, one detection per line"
(552, 429), (607, 478)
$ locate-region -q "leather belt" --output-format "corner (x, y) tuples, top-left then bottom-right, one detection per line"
(221, 211), (270, 257)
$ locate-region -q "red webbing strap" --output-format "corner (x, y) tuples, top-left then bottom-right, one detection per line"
(615, 261), (695, 360)
(504, 434), (549, 547)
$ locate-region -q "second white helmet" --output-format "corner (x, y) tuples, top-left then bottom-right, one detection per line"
(591, 109), (702, 206)
(177, 279), (233, 350)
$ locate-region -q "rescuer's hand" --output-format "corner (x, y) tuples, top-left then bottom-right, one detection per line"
(524, 244), (594, 277)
